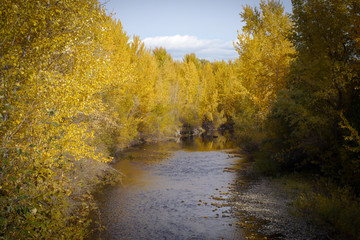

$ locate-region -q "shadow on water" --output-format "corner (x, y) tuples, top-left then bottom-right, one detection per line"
(89, 134), (246, 240)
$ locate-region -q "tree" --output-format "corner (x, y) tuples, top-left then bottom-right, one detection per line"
(231, 0), (295, 150)
(0, 0), (111, 238)
(234, 0), (295, 119)
(153, 47), (172, 68)
(265, 0), (360, 191)
(199, 63), (225, 131)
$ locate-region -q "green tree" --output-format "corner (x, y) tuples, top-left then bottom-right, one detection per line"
(265, 0), (360, 191)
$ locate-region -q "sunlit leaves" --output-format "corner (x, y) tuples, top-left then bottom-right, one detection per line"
(234, 0), (295, 118)
(1, 0), (110, 238)
(0, 0), (299, 238)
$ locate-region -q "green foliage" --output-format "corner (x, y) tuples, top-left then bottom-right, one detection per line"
(253, 156), (280, 177)
(260, 0), (360, 194)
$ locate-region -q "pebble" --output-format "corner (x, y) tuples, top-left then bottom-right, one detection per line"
(231, 175), (331, 239)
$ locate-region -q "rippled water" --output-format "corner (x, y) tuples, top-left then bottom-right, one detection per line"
(91, 136), (245, 240)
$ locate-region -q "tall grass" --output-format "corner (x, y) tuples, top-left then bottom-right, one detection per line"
(285, 176), (360, 239)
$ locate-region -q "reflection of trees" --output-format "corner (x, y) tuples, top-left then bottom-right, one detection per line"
(181, 133), (234, 152)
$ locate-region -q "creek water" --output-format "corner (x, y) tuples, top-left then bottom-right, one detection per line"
(91, 135), (246, 240)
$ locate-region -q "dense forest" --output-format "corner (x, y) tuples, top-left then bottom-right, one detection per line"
(1, 0), (359, 239)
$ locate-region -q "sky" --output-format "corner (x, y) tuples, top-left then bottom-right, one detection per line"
(99, 0), (293, 61)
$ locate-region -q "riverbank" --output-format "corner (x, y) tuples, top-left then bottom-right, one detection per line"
(227, 158), (333, 240)
(87, 135), (357, 240)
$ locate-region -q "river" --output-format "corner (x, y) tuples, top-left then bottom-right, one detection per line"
(90, 135), (248, 240)
(89, 135), (331, 240)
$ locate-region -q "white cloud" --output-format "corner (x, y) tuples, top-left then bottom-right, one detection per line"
(142, 35), (237, 61)
(143, 35), (206, 50)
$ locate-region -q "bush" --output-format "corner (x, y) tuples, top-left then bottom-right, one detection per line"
(292, 180), (360, 239)
(254, 154), (281, 176)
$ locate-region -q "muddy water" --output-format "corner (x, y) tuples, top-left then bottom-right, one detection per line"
(91, 136), (246, 240)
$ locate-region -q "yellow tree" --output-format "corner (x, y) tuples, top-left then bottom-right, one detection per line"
(152, 48), (181, 137)
(0, 0), (112, 238)
(90, 17), (137, 151)
(130, 37), (162, 140)
(199, 62), (223, 130)
(213, 61), (237, 120)
(234, 0), (295, 119)
(178, 55), (202, 129)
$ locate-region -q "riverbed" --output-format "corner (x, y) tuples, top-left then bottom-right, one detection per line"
(89, 136), (328, 240)
(90, 136), (246, 239)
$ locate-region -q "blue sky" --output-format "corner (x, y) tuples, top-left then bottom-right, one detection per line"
(100, 0), (293, 61)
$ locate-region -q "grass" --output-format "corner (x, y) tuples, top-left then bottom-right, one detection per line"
(280, 174), (360, 240)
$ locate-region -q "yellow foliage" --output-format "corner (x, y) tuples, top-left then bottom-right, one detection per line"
(0, 0), (263, 238)
(0, 0), (111, 238)
(234, 0), (295, 119)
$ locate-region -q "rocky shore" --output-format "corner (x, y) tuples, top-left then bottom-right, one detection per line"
(228, 160), (331, 240)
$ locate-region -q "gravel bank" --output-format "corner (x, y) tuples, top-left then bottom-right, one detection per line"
(228, 161), (331, 240)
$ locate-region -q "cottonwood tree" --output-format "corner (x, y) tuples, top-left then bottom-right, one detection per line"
(234, 0), (295, 119)
(265, 0), (360, 191)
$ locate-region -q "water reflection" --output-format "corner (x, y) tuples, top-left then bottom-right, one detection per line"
(180, 132), (235, 152)
(91, 135), (244, 240)
(112, 159), (161, 190)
